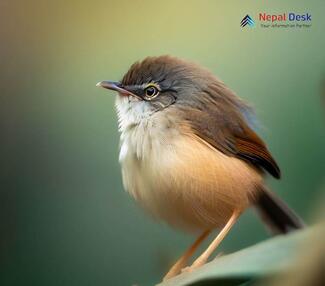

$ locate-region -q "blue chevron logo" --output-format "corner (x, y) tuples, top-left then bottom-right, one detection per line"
(241, 15), (255, 27)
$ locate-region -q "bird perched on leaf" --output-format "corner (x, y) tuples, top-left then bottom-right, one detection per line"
(97, 55), (304, 280)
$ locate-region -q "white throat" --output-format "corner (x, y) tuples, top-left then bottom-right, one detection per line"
(115, 95), (171, 162)
(115, 95), (156, 132)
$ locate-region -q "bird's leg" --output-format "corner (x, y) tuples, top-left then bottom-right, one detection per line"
(183, 210), (240, 273)
(163, 230), (211, 281)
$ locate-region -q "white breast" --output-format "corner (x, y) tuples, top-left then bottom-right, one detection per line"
(115, 96), (263, 233)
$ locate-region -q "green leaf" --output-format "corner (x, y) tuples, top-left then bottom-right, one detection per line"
(157, 228), (313, 286)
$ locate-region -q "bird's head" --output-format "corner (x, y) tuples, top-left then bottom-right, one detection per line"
(97, 56), (219, 123)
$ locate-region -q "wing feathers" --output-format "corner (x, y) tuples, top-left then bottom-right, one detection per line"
(235, 130), (281, 178)
(181, 84), (281, 179)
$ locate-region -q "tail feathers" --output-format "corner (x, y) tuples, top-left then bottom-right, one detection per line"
(255, 188), (305, 235)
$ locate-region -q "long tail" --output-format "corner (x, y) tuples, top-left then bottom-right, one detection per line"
(255, 187), (305, 234)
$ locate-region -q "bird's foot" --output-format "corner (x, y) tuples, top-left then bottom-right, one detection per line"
(163, 259), (186, 281)
(181, 256), (207, 274)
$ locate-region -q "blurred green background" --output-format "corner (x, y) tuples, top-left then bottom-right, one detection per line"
(0, 0), (324, 285)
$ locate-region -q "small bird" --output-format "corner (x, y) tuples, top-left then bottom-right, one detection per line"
(97, 56), (304, 280)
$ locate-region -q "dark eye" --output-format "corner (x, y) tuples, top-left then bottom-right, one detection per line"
(144, 85), (159, 99)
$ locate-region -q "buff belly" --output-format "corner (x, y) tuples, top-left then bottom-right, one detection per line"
(118, 123), (263, 233)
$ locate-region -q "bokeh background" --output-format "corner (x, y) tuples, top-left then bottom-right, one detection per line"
(0, 0), (324, 285)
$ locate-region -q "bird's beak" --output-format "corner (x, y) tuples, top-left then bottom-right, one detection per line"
(96, 80), (136, 97)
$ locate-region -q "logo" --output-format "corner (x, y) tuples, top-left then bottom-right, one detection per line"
(259, 13), (311, 22)
(240, 15), (255, 27)
(240, 12), (312, 29)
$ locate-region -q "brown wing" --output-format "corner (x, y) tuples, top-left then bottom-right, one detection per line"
(181, 84), (281, 179)
(233, 126), (281, 178)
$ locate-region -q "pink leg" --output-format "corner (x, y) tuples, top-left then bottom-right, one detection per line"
(183, 211), (240, 272)
(163, 230), (211, 280)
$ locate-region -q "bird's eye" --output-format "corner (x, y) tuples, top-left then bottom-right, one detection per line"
(144, 84), (160, 100)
